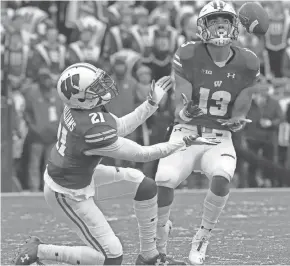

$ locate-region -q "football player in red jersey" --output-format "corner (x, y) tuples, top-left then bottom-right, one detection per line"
(15, 63), (202, 265)
(155, 1), (261, 265)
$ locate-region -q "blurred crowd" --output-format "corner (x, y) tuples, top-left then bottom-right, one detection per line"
(1, 0), (290, 192)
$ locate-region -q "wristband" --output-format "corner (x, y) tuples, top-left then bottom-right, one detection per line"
(179, 109), (192, 122)
(147, 98), (158, 107)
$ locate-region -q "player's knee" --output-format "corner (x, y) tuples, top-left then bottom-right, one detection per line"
(155, 167), (181, 189)
(134, 177), (157, 201)
(211, 175), (230, 196)
(104, 255), (123, 265)
(157, 186), (174, 207)
(106, 235), (123, 260)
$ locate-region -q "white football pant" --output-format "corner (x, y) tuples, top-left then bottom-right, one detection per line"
(44, 165), (145, 259)
(155, 124), (237, 188)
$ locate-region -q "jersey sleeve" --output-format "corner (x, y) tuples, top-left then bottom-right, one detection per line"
(244, 48), (261, 87)
(83, 124), (118, 149)
(172, 48), (187, 79)
(172, 41), (197, 82)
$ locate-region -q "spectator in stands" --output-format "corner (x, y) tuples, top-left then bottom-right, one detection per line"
(13, 4), (48, 37)
(24, 69), (63, 192)
(108, 0), (135, 24)
(103, 7), (139, 59)
(3, 13), (32, 86)
(244, 86), (285, 187)
(281, 45), (290, 78)
(66, 21), (105, 68)
(10, 78), (28, 191)
(148, 1), (178, 27)
(27, 20), (66, 85)
(178, 14), (198, 46)
(148, 12), (178, 80)
(131, 6), (152, 64)
(263, 1), (290, 78)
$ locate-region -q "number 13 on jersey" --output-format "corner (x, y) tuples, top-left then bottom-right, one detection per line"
(198, 87), (231, 116)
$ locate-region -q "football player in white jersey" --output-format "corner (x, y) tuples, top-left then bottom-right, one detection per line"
(14, 63), (201, 265)
(155, 0), (261, 265)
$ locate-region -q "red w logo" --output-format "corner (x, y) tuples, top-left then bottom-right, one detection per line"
(60, 74), (80, 100)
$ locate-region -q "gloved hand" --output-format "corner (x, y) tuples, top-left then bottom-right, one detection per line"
(217, 117), (252, 132)
(179, 93), (204, 122)
(183, 134), (219, 147)
(183, 134), (199, 147)
(148, 76), (173, 106)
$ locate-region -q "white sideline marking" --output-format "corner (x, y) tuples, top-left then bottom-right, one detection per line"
(1, 188), (290, 197)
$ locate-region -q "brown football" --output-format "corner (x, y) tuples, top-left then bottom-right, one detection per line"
(238, 2), (269, 35)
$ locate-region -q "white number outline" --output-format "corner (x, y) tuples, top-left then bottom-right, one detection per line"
(198, 87), (232, 116)
(56, 123), (68, 156)
(243, 48), (258, 58)
(89, 112), (105, 124)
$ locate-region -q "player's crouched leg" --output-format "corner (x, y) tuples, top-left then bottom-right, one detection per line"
(133, 175), (186, 265)
(133, 176), (160, 261)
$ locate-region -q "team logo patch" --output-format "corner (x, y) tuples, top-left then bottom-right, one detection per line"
(214, 81), (222, 87)
(61, 74), (80, 100)
(227, 73), (236, 79)
(202, 69), (212, 75)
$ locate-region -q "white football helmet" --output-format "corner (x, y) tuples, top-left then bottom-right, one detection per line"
(197, 0), (239, 46)
(57, 63), (118, 109)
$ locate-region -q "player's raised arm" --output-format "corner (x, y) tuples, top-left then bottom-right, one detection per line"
(84, 134), (199, 162)
(113, 76), (173, 137)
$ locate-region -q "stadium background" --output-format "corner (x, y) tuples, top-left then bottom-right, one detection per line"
(1, 0), (290, 193)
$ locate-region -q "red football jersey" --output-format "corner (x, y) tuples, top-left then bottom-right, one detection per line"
(47, 105), (118, 189)
(173, 41), (260, 130)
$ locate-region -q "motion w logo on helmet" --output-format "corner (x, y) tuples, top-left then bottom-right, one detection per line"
(61, 74), (80, 100)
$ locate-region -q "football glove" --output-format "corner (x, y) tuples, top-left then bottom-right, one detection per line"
(148, 76), (173, 106)
(183, 134), (220, 147)
(217, 117), (252, 132)
(179, 93), (204, 122)
(183, 134), (199, 147)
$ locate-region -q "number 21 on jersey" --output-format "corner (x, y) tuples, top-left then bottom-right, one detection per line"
(198, 87), (231, 116)
(56, 123), (67, 156)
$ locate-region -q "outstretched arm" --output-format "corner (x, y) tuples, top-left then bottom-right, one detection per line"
(84, 137), (185, 162)
(112, 100), (158, 137)
(113, 76), (172, 137)
(84, 134), (199, 162)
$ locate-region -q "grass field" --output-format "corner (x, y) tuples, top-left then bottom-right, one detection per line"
(2, 188), (290, 265)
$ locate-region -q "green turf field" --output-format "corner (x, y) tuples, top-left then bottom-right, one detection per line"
(2, 188), (290, 265)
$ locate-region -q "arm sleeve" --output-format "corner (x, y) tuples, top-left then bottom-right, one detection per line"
(244, 51), (261, 88)
(84, 124), (118, 149)
(84, 136), (185, 162)
(172, 48), (187, 79)
(111, 100), (158, 137)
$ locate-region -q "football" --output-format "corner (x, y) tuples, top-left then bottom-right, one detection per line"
(238, 2), (269, 35)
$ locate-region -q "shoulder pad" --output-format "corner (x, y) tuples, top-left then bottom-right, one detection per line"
(240, 47), (260, 71)
(179, 41), (198, 60)
(69, 108), (115, 133)
(84, 112), (118, 148)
